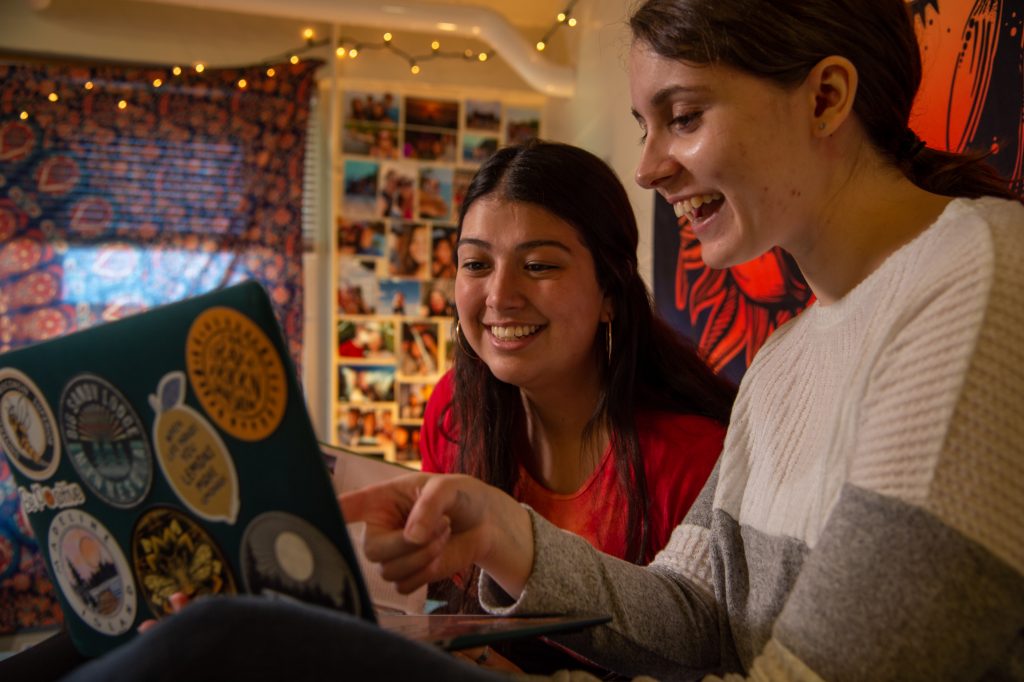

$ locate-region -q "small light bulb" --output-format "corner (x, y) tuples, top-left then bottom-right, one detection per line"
(568, 17), (577, 27)
(289, 55), (299, 64)
(431, 40), (440, 51)
(194, 63), (205, 73)
(383, 32), (392, 42)
(557, 12), (566, 21)
(349, 48), (359, 58)
(172, 66), (182, 76)
(463, 49), (473, 58)
(19, 111), (28, 120)
(152, 78), (163, 88)
(536, 41), (546, 51)
(477, 52), (488, 62)
(410, 64), (421, 74)
(117, 100), (127, 110)
(237, 79), (247, 88)
(336, 46), (346, 58)
(47, 92), (58, 102)
(84, 81), (94, 90)
(266, 67), (277, 77)
(302, 28), (314, 40)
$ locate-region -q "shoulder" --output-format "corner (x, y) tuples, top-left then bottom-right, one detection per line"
(634, 411), (726, 465)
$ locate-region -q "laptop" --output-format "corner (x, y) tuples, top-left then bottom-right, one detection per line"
(0, 281), (607, 658)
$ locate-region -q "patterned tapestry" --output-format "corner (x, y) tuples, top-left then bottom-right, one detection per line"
(654, 0), (1024, 384)
(0, 59), (318, 634)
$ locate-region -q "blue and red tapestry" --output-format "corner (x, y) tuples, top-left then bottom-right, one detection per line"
(0, 59), (318, 634)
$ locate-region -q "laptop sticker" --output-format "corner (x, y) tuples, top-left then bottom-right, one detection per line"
(185, 307), (287, 442)
(0, 367), (61, 481)
(60, 374), (154, 508)
(131, 505), (237, 618)
(150, 372), (240, 524)
(48, 508), (137, 636)
(240, 511), (363, 616)
(18, 480), (87, 514)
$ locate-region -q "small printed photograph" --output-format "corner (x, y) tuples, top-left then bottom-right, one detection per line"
(342, 159), (380, 218)
(337, 218), (386, 257)
(403, 128), (457, 162)
(337, 257), (380, 314)
(465, 99), (501, 132)
(388, 222), (431, 278)
(506, 106), (541, 145)
(343, 122), (400, 159)
(392, 423), (422, 464)
(398, 320), (441, 378)
(397, 381), (434, 421)
(378, 162), (417, 220)
(336, 404), (397, 448)
(404, 96), (460, 130)
(338, 364), (396, 403)
(462, 133), (499, 164)
(417, 167), (453, 220)
(337, 318), (396, 359)
(430, 226), (457, 279)
(344, 90), (399, 124)
(378, 278), (423, 316)
(452, 168), (476, 219)
(422, 279), (455, 318)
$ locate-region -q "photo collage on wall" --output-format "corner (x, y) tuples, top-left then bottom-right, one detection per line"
(336, 89), (542, 466)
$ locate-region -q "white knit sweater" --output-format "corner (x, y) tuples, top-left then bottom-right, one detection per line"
(482, 196), (1024, 681)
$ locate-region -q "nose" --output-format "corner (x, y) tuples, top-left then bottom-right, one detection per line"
(634, 134), (678, 189)
(486, 263), (525, 311)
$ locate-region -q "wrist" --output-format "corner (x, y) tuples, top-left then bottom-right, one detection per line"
(479, 496), (534, 599)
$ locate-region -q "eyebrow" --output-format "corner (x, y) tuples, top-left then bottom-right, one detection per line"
(457, 238), (572, 254)
(631, 84), (711, 120)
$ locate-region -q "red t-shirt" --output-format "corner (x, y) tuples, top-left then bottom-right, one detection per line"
(419, 371), (724, 562)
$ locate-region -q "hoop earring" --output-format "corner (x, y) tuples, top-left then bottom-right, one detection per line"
(454, 320), (479, 360)
(605, 321), (613, 364)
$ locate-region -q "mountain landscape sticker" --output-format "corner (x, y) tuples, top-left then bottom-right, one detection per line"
(0, 367), (60, 481)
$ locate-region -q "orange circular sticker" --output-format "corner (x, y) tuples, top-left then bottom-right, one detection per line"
(185, 307), (287, 441)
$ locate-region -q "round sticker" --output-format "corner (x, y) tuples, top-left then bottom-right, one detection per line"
(60, 374), (153, 508)
(131, 506), (237, 618)
(48, 509), (137, 636)
(0, 367), (60, 481)
(240, 512), (361, 615)
(185, 307), (287, 441)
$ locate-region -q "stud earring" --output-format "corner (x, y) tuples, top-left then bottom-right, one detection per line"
(818, 122), (827, 131)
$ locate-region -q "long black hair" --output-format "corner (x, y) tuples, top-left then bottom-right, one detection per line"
(629, 0), (1016, 200)
(442, 140), (736, 565)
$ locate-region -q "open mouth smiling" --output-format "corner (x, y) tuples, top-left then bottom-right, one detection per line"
(488, 324), (544, 341)
(673, 192), (724, 224)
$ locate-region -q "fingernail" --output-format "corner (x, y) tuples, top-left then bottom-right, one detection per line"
(406, 522), (429, 544)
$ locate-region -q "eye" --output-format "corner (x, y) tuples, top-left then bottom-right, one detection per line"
(669, 110), (703, 132)
(459, 259), (489, 272)
(525, 262), (558, 273)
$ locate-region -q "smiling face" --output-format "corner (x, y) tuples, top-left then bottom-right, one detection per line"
(455, 197), (612, 393)
(630, 42), (819, 269)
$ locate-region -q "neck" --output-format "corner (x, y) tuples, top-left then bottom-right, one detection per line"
(519, 370), (608, 494)
(788, 151), (952, 305)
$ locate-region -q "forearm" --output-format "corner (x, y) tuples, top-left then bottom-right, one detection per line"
(480, 510), (723, 680)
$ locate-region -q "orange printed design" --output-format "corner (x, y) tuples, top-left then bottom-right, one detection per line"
(185, 307), (287, 441)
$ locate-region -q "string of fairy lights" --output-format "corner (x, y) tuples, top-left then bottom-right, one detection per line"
(11, 1), (581, 120)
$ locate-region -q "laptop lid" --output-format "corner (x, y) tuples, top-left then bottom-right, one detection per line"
(0, 281), (375, 657)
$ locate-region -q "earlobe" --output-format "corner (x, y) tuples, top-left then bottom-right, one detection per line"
(808, 56), (858, 136)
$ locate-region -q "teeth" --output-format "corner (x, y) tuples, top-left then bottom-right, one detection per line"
(673, 192), (723, 220)
(490, 324), (540, 340)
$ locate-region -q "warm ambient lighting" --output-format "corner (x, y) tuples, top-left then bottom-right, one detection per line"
(84, 81), (94, 90)
(194, 63), (205, 73)
(383, 32), (393, 42)
(536, 41), (546, 51)
(348, 48), (359, 58)
(117, 100), (127, 110)
(436, 22), (457, 31)
(302, 28), (314, 40)
(431, 40), (440, 51)
(19, 111), (28, 120)
(557, 12), (566, 21)
(567, 17), (577, 27)
(266, 67), (276, 77)
(172, 66), (182, 76)
(152, 78), (163, 88)
(237, 79), (247, 88)
(289, 55), (300, 64)
(477, 52), (488, 62)
(410, 64), (420, 74)
(336, 46), (346, 58)
(47, 92), (59, 102)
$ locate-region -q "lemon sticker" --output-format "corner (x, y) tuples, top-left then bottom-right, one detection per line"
(185, 306), (287, 442)
(150, 372), (239, 524)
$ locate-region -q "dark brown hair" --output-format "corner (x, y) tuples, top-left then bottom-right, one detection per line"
(629, 0), (1016, 199)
